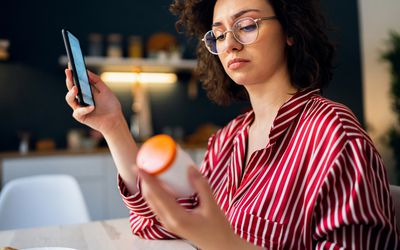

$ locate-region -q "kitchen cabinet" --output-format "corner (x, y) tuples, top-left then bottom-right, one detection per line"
(0, 151), (127, 221)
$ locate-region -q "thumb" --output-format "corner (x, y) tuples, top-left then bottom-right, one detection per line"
(188, 166), (215, 206)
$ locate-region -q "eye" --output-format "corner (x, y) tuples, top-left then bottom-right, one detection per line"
(212, 30), (225, 41)
(240, 23), (257, 32)
(215, 34), (226, 41)
(235, 18), (257, 33)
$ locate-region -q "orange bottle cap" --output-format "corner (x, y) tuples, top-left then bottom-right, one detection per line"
(136, 134), (177, 175)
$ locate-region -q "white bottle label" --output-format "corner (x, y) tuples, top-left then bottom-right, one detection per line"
(158, 146), (196, 197)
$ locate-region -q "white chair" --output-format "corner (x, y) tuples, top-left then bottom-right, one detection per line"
(0, 174), (90, 230)
(390, 185), (400, 229)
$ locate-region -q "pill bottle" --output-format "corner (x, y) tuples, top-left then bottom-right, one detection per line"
(136, 134), (195, 197)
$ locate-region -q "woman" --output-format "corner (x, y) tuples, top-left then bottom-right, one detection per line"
(65, 0), (399, 249)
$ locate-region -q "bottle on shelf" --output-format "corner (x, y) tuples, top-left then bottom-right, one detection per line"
(0, 39), (10, 61)
(88, 33), (103, 57)
(107, 33), (123, 58)
(128, 35), (143, 58)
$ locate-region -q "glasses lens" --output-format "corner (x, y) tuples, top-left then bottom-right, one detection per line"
(234, 18), (258, 44)
(203, 18), (260, 55)
(204, 31), (219, 54)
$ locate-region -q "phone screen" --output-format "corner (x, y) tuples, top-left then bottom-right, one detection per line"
(63, 30), (95, 106)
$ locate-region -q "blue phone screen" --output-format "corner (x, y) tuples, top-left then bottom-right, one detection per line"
(68, 32), (94, 106)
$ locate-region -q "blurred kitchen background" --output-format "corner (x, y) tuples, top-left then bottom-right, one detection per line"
(0, 0), (399, 222)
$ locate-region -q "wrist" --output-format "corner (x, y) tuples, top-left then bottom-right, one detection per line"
(228, 234), (258, 250)
(101, 112), (139, 194)
(211, 231), (243, 250)
(101, 112), (129, 138)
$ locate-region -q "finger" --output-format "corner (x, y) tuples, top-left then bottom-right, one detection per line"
(65, 68), (74, 90)
(87, 70), (102, 84)
(72, 105), (95, 121)
(188, 166), (217, 209)
(139, 169), (187, 227)
(65, 86), (80, 110)
(90, 80), (101, 94)
(87, 71), (106, 94)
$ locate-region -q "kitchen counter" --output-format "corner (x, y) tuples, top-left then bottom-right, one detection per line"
(0, 146), (206, 221)
(0, 147), (111, 159)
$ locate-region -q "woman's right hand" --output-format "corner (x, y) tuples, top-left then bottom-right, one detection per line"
(65, 69), (124, 136)
(66, 69), (139, 194)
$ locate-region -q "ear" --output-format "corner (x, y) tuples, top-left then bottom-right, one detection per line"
(287, 36), (294, 46)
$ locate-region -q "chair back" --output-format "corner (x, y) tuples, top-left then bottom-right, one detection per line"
(390, 185), (400, 229)
(0, 174), (90, 230)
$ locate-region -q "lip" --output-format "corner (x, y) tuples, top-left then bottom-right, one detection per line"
(227, 58), (250, 70)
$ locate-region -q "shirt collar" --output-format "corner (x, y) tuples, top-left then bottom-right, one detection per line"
(240, 88), (320, 145)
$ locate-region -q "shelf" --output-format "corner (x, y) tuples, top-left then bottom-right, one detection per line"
(59, 56), (197, 73)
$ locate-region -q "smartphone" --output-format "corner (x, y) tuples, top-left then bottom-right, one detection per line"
(62, 29), (95, 107)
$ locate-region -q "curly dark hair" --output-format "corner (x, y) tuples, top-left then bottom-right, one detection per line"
(170, 0), (335, 106)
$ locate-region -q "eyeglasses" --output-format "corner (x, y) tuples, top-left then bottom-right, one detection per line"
(202, 16), (277, 55)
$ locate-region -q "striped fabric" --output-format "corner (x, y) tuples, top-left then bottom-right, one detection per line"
(118, 89), (399, 249)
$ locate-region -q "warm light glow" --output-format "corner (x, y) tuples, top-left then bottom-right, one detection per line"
(100, 72), (177, 85)
(138, 73), (177, 84)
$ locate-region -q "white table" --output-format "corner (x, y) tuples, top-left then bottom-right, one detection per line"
(0, 218), (196, 250)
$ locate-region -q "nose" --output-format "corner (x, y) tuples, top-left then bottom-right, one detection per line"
(223, 32), (243, 54)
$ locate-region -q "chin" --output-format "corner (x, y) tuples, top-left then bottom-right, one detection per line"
(228, 73), (253, 86)
(231, 76), (257, 86)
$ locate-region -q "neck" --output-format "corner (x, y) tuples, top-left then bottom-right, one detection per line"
(245, 72), (297, 130)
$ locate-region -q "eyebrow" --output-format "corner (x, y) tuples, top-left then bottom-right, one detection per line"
(212, 9), (261, 27)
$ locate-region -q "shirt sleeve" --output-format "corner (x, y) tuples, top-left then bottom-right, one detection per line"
(312, 138), (399, 249)
(117, 174), (198, 239)
(117, 133), (218, 239)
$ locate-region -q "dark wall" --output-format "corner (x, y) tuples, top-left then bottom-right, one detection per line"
(0, 0), (363, 151)
(321, 0), (364, 119)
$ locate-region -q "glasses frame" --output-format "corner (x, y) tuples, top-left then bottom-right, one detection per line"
(202, 16), (278, 55)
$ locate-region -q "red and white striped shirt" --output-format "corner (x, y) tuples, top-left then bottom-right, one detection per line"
(118, 89), (399, 249)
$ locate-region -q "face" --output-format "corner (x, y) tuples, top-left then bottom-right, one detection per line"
(212, 0), (290, 86)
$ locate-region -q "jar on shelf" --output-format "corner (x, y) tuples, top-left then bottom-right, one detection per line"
(128, 35), (143, 58)
(0, 39), (10, 61)
(88, 33), (103, 57)
(107, 33), (123, 58)
(18, 132), (30, 154)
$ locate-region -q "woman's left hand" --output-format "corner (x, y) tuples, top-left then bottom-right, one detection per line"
(138, 166), (260, 250)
